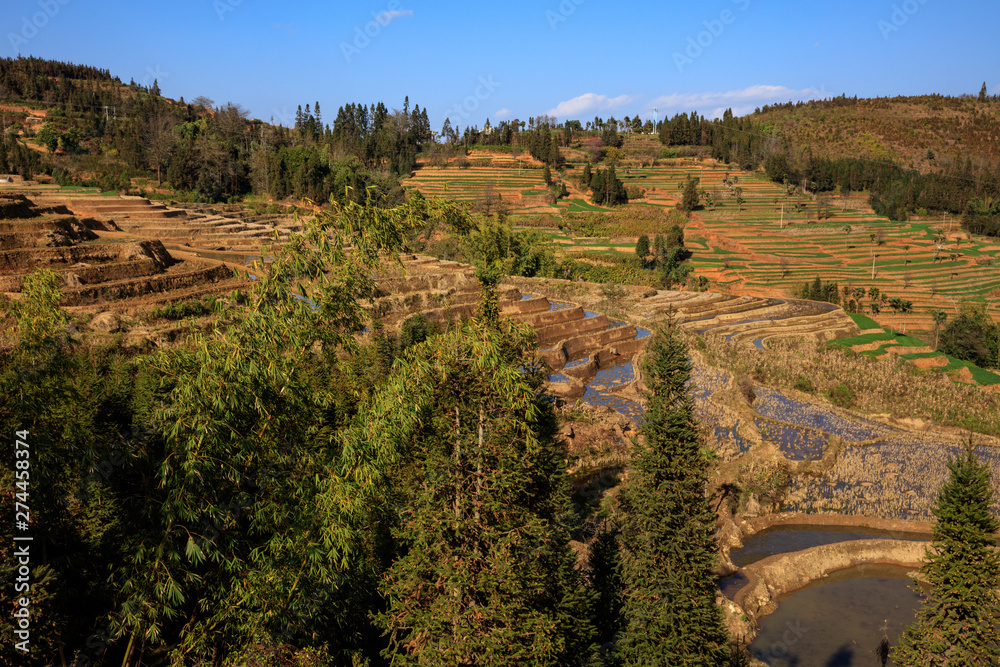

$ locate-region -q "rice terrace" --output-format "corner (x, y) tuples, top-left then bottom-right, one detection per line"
(3, 5), (1000, 666)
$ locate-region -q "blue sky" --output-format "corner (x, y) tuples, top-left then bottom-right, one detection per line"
(6, 0), (999, 130)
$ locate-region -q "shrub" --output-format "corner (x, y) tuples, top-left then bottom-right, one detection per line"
(793, 375), (815, 393)
(827, 383), (855, 409)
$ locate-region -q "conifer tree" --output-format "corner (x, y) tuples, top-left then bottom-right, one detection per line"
(680, 176), (701, 213)
(895, 443), (1000, 665)
(617, 322), (730, 665)
(635, 235), (650, 261)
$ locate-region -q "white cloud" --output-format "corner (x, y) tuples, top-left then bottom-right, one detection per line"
(545, 93), (635, 120)
(646, 85), (827, 120)
(375, 9), (413, 25)
(494, 108), (511, 119)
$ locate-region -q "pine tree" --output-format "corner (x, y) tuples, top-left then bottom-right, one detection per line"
(980, 82), (988, 102)
(894, 443), (1000, 665)
(617, 322), (730, 665)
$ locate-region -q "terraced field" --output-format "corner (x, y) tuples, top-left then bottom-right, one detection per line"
(374, 256), (860, 420)
(403, 151), (561, 215)
(0, 180), (309, 341)
(410, 150), (1000, 342)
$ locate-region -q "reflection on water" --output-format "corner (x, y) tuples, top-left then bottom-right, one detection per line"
(751, 565), (922, 667)
(718, 572), (748, 600)
(547, 373), (572, 383)
(753, 388), (889, 443)
(756, 418), (828, 461)
(786, 438), (1000, 520)
(581, 362), (643, 423)
(731, 525), (928, 567)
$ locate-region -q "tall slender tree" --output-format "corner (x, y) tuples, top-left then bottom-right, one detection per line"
(894, 443), (1000, 665)
(372, 298), (595, 665)
(616, 322), (730, 665)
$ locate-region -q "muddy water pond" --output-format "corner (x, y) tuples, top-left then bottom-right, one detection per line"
(750, 564), (923, 667)
(731, 525), (928, 567)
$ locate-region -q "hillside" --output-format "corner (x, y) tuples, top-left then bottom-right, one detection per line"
(752, 94), (1000, 169)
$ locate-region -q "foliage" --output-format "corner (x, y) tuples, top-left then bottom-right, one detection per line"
(371, 314), (596, 664)
(895, 444), (1000, 665)
(938, 304), (1000, 369)
(590, 166), (628, 206)
(797, 276), (840, 305)
(679, 176), (701, 213)
(462, 213), (559, 278)
(106, 197), (418, 664)
(616, 322), (730, 664)
(634, 234), (650, 259)
(146, 295), (219, 321)
(826, 383), (856, 409)
(793, 374), (815, 393)
(12, 269), (68, 349)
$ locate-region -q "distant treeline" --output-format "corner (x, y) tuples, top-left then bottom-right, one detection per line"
(653, 106), (1000, 236)
(0, 56), (433, 204)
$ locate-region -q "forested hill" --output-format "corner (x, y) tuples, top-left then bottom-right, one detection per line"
(751, 93), (1000, 170)
(0, 56), (432, 205)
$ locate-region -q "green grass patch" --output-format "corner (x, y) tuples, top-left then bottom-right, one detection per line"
(846, 312), (882, 330)
(829, 330), (927, 348)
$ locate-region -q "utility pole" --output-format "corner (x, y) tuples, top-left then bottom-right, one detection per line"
(872, 253), (878, 280)
(780, 203), (784, 230)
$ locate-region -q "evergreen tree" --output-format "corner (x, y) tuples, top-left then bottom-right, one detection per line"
(635, 234), (650, 260)
(373, 307), (596, 665)
(895, 443), (1000, 665)
(589, 524), (624, 658)
(544, 163), (552, 185)
(680, 176), (701, 213)
(980, 82), (988, 102)
(617, 322), (730, 665)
